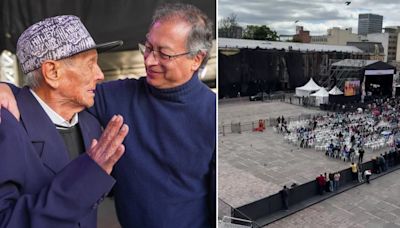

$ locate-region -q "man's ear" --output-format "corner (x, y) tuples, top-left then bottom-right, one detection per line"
(191, 51), (206, 72)
(41, 60), (61, 88)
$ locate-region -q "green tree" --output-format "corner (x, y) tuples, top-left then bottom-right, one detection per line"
(243, 25), (278, 41)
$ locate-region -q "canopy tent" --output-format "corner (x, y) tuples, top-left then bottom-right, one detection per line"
(328, 85), (345, 104)
(329, 86), (344, 95)
(310, 87), (329, 106)
(295, 78), (322, 97)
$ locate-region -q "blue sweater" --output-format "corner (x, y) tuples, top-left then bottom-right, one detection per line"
(92, 74), (216, 228)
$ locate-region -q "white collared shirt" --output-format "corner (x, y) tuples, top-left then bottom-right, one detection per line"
(30, 89), (78, 128)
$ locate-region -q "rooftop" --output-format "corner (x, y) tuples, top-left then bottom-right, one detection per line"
(219, 38), (364, 53)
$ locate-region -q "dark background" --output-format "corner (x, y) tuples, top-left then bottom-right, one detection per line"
(0, 0), (216, 52)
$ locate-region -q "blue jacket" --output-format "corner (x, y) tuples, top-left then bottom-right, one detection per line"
(0, 87), (115, 228)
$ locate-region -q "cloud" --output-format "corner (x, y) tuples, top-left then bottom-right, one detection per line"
(219, 0), (400, 36)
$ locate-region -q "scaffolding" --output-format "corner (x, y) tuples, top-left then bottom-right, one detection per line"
(319, 59), (368, 90)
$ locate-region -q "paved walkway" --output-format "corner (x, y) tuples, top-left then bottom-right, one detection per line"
(268, 169), (400, 228)
(219, 100), (323, 124)
(218, 100), (386, 208)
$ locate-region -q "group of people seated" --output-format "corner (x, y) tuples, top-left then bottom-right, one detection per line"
(278, 97), (400, 158)
(325, 141), (362, 163)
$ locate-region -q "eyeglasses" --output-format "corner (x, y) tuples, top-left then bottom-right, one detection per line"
(138, 43), (191, 61)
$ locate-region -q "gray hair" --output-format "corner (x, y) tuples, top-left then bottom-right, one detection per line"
(24, 58), (74, 88)
(25, 69), (42, 88)
(151, 3), (213, 68)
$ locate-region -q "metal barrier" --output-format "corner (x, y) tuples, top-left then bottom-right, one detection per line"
(231, 122), (241, 134)
(218, 198), (233, 220)
(233, 156), (400, 226)
(218, 198), (262, 228)
(219, 113), (316, 136)
(219, 216), (252, 228)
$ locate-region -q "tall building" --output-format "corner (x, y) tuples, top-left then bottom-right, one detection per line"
(384, 26), (400, 62)
(358, 14), (383, 35)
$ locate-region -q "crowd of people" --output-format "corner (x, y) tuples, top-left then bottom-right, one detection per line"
(316, 172), (341, 195)
(276, 97), (400, 211)
(280, 97), (400, 164)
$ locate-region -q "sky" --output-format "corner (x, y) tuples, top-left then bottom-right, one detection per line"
(218, 0), (400, 36)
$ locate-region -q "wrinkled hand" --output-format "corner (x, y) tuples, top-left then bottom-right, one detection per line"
(87, 115), (129, 174)
(0, 83), (20, 122)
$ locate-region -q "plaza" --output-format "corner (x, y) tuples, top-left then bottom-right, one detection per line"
(218, 99), (395, 227)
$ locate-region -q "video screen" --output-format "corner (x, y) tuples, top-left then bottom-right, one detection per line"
(344, 80), (360, 96)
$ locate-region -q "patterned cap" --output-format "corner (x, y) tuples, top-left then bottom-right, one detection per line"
(16, 15), (123, 74)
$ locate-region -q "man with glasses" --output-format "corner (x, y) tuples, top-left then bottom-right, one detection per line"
(0, 3), (215, 228)
(95, 4), (215, 227)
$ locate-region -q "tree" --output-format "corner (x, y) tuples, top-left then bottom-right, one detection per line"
(218, 14), (243, 38)
(242, 25), (278, 41)
(219, 13), (238, 30)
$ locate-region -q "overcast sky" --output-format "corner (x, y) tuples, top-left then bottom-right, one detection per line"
(218, 0), (400, 36)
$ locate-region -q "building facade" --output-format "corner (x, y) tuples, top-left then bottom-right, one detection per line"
(293, 26), (311, 43)
(362, 33), (389, 62)
(384, 26), (400, 63)
(346, 42), (385, 61)
(358, 14), (383, 35)
(311, 27), (360, 45)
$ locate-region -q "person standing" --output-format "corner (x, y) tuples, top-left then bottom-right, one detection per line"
(364, 169), (372, 184)
(378, 154), (386, 172)
(328, 173), (335, 192)
(349, 147), (355, 163)
(358, 147), (365, 164)
(280, 185), (290, 210)
(351, 162), (358, 181)
(324, 172), (330, 192)
(316, 174), (326, 195)
(334, 172), (341, 191)
(91, 4), (216, 227)
(373, 157), (380, 174)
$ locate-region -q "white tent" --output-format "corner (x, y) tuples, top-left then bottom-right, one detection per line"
(310, 87), (329, 106)
(295, 78), (322, 97)
(328, 86), (344, 95)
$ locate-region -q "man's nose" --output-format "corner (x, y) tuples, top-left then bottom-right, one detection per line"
(94, 64), (104, 81)
(144, 50), (160, 66)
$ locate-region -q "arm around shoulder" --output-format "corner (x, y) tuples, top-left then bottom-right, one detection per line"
(0, 83), (20, 121)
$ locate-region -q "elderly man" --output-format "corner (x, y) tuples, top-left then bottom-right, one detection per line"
(0, 15), (128, 227)
(0, 3), (215, 228)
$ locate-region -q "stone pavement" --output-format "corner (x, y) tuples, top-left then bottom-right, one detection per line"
(268, 169), (400, 228)
(219, 99), (323, 124)
(218, 100), (386, 208)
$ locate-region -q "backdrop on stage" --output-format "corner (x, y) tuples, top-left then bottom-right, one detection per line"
(344, 80), (360, 96)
